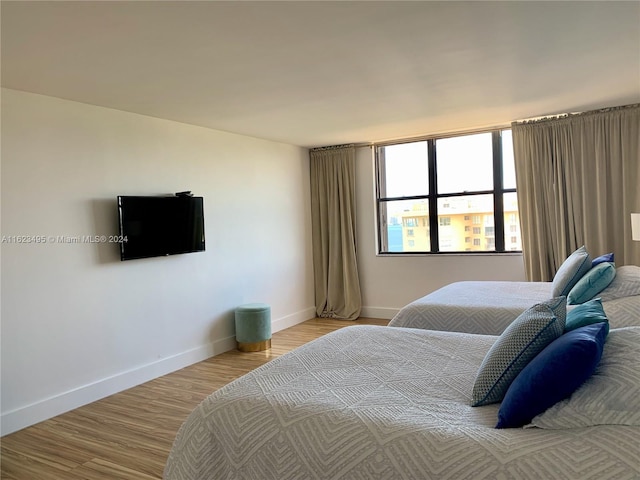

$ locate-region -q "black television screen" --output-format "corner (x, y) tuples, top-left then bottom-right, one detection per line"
(117, 195), (205, 261)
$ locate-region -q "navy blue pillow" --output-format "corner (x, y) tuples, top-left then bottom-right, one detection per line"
(496, 322), (608, 429)
(592, 252), (614, 267)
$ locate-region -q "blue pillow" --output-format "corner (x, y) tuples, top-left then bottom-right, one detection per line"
(592, 252), (614, 267)
(496, 322), (607, 429)
(472, 297), (566, 407)
(567, 262), (616, 305)
(565, 298), (609, 335)
(552, 246), (592, 297)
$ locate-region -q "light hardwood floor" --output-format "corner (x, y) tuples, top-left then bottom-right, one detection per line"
(1, 317), (389, 480)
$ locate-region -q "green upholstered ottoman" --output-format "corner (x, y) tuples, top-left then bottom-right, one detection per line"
(235, 303), (272, 352)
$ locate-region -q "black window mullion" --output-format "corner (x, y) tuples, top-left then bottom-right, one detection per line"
(375, 147), (388, 252)
(376, 147), (387, 198)
(374, 129), (519, 255)
(428, 140), (439, 252)
(492, 131), (505, 252)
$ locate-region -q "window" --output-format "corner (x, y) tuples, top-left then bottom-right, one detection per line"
(376, 129), (520, 253)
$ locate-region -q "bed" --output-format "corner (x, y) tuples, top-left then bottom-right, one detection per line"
(164, 324), (640, 479)
(388, 265), (640, 335)
(387, 280), (553, 334)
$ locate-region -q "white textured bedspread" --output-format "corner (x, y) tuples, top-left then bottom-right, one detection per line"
(388, 281), (640, 334)
(601, 294), (640, 329)
(164, 326), (639, 480)
(388, 281), (553, 334)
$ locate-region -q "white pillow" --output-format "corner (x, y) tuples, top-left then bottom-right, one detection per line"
(528, 327), (640, 429)
(551, 246), (592, 297)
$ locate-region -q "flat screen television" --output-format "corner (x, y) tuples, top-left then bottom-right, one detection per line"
(117, 195), (205, 261)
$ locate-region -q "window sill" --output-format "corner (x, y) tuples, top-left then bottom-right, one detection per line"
(376, 251), (523, 258)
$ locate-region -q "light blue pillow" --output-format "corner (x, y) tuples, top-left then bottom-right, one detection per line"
(567, 262), (616, 305)
(565, 298), (609, 335)
(552, 246), (592, 297)
(471, 297), (567, 407)
(496, 322), (607, 429)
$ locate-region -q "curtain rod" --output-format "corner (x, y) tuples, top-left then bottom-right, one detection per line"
(310, 143), (358, 152)
(311, 124), (512, 151)
(512, 103), (639, 126)
(373, 124), (511, 147)
(312, 103), (639, 149)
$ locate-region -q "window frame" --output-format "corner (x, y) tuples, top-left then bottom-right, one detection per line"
(375, 129), (519, 255)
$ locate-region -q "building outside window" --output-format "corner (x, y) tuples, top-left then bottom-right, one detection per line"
(376, 129), (521, 253)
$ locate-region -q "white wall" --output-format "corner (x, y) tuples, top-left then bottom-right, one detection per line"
(355, 146), (527, 319)
(0, 89), (315, 435)
(1, 89), (529, 435)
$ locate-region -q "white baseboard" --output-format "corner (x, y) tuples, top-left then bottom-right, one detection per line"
(0, 306), (333, 437)
(360, 306), (399, 320)
(1, 308), (316, 437)
(272, 306), (317, 333)
(0, 335), (236, 437)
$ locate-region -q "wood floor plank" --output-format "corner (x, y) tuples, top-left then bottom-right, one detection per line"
(0, 447), (76, 480)
(64, 458), (160, 480)
(1, 317), (388, 479)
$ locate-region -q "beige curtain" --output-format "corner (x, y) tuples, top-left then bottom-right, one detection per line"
(309, 145), (361, 320)
(512, 104), (640, 281)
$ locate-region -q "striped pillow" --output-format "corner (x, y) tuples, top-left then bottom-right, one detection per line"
(472, 297), (567, 406)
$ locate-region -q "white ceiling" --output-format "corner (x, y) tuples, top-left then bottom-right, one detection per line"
(2, 1), (639, 148)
